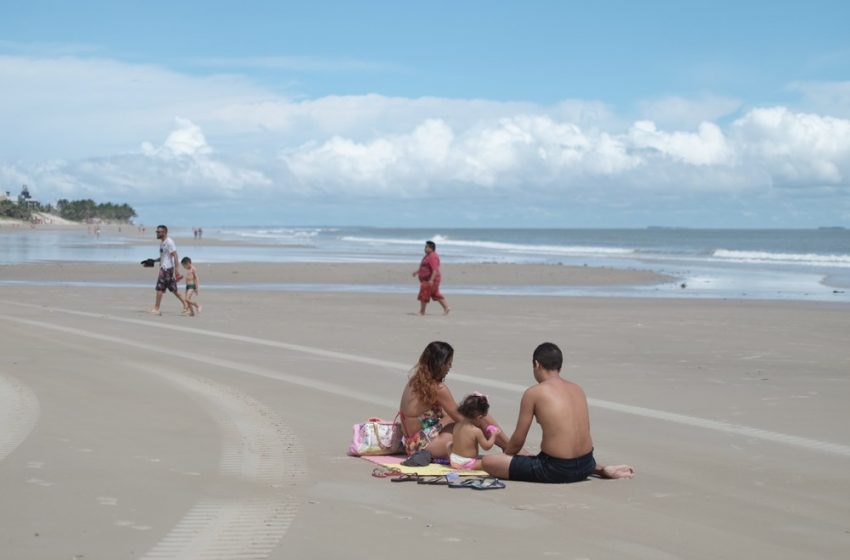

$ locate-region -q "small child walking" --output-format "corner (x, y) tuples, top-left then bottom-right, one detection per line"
(448, 392), (500, 470)
(180, 257), (202, 316)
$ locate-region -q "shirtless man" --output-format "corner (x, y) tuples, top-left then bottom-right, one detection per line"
(481, 342), (635, 482)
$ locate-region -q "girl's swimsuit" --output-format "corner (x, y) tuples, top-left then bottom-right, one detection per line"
(449, 452), (478, 470)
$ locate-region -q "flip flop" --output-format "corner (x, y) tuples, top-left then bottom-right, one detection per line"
(416, 475), (449, 485)
(390, 473), (420, 482)
(448, 477), (482, 489)
(371, 467), (402, 478)
(469, 478), (506, 490)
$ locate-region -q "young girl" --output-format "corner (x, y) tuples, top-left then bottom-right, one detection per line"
(448, 392), (500, 470)
(180, 256), (202, 316)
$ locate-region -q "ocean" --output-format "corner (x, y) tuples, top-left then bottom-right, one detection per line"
(2, 226), (849, 302)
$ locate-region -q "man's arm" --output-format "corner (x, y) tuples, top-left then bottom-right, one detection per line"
(170, 251), (179, 275)
(504, 389), (536, 455)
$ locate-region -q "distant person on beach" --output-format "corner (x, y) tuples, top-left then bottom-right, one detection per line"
(481, 342), (635, 483)
(411, 240), (450, 315)
(398, 341), (508, 459)
(180, 256), (202, 316)
(147, 225), (187, 316)
(447, 393), (500, 470)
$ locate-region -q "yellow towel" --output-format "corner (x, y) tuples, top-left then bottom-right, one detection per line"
(366, 456), (488, 477)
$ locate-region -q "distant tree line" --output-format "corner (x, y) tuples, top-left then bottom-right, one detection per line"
(0, 196), (137, 223)
(55, 199), (137, 222)
(0, 198), (33, 219)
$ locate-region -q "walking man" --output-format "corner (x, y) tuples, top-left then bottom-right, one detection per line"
(148, 225), (187, 315)
(412, 240), (450, 315)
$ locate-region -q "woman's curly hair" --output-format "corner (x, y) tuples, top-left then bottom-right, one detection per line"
(409, 341), (454, 405)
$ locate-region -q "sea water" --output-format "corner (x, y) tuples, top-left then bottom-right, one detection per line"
(2, 226), (849, 302)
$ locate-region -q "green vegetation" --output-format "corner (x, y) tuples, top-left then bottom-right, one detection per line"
(0, 196), (137, 223)
(0, 199), (34, 220)
(55, 199), (137, 222)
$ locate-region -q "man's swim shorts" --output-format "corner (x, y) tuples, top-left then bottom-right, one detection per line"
(508, 449), (596, 483)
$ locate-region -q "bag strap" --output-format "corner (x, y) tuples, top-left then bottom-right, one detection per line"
(396, 411), (412, 438)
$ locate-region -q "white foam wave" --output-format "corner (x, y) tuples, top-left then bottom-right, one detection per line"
(713, 249), (850, 268)
(340, 235), (634, 256)
(223, 228), (323, 241)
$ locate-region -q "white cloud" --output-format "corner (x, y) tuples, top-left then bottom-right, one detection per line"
(732, 106), (850, 187)
(2, 54), (850, 218)
(628, 120), (734, 166)
(142, 117), (212, 158)
(638, 94), (742, 128)
(282, 115), (644, 195)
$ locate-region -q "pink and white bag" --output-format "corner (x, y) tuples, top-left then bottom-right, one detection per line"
(348, 416), (404, 456)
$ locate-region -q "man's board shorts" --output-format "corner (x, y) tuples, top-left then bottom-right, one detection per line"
(156, 268), (179, 293)
(508, 449), (596, 483)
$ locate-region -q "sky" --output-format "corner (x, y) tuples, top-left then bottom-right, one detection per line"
(2, 0), (850, 228)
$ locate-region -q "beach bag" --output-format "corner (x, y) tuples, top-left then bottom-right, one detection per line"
(348, 417), (404, 456)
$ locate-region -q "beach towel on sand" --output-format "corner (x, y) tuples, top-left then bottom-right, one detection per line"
(361, 455), (488, 477)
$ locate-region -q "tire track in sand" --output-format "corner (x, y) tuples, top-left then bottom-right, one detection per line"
(133, 365), (306, 560)
(0, 372), (39, 463)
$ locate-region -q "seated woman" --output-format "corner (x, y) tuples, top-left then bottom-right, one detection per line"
(398, 341), (509, 458)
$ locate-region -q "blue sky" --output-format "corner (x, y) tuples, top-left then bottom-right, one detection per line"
(2, 1), (850, 227)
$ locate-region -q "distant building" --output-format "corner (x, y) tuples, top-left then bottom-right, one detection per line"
(18, 185), (40, 208)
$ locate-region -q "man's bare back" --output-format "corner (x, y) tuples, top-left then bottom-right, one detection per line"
(528, 377), (593, 460)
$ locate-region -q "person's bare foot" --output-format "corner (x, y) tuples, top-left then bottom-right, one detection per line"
(149, 308), (161, 316)
(600, 464), (635, 479)
(443, 307), (451, 315)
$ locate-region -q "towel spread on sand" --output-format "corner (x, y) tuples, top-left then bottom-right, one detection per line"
(361, 454), (488, 477)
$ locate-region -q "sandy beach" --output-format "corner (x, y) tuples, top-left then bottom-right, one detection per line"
(1, 260), (849, 559)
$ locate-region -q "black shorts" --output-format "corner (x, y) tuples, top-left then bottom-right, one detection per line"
(508, 449), (596, 483)
(156, 268), (178, 293)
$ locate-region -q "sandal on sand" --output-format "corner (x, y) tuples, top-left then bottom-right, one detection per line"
(448, 477), (505, 490)
(469, 478), (505, 490)
(417, 475), (449, 485)
(448, 477), (483, 489)
(390, 473), (420, 483)
(371, 467), (402, 478)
